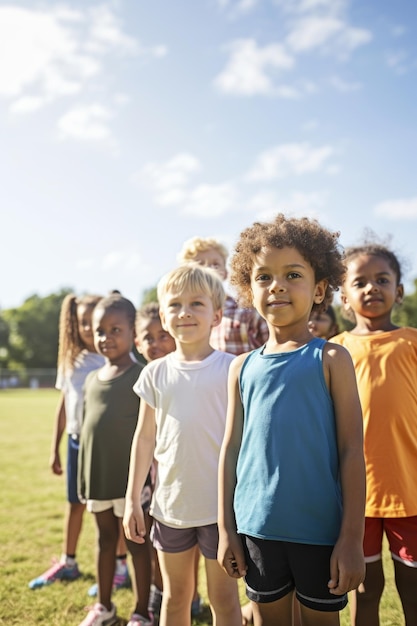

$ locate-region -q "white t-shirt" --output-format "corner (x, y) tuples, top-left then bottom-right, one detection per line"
(133, 350), (234, 528)
(56, 351), (105, 435)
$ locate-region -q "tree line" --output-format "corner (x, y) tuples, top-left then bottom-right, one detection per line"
(1, 280), (417, 371)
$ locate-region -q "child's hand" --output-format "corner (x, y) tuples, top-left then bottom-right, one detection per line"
(123, 500), (146, 544)
(328, 537), (365, 595)
(50, 452), (62, 475)
(218, 529), (247, 579)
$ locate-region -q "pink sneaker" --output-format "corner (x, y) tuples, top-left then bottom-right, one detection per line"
(78, 602), (117, 626)
(28, 558), (81, 589)
(126, 612), (154, 626)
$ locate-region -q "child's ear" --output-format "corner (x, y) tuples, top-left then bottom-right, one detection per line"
(211, 308), (223, 328)
(340, 292), (351, 312)
(313, 280), (328, 305)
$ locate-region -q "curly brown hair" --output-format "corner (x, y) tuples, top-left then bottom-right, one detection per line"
(229, 213), (345, 311)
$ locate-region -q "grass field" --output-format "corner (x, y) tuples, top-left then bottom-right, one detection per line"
(0, 389), (404, 625)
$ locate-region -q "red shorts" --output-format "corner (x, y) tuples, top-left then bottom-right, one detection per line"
(364, 517), (417, 567)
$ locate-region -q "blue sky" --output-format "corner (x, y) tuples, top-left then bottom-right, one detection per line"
(1, 0), (416, 310)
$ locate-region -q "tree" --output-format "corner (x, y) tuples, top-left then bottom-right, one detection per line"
(3, 289), (72, 369)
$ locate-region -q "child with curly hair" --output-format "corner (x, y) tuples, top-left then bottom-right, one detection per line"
(218, 213), (366, 626)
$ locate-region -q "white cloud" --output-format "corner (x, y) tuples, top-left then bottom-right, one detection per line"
(286, 16), (371, 56)
(85, 5), (139, 55)
(214, 39), (294, 96)
(374, 196), (417, 220)
(329, 75), (361, 92)
(246, 189), (328, 221)
(0, 4), (164, 116)
(386, 50), (411, 75)
(181, 183), (238, 217)
(57, 104), (113, 141)
(246, 142), (335, 181)
(138, 153), (201, 202)
(276, 0), (347, 15)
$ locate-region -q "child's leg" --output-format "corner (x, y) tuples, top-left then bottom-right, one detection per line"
(124, 510), (152, 619)
(192, 546), (202, 613)
(298, 604), (340, 626)
(252, 597), (340, 626)
(204, 556), (241, 626)
(353, 560), (384, 626)
(64, 501), (85, 555)
(393, 559), (417, 625)
(157, 547), (195, 626)
(65, 436), (85, 557)
(116, 517), (128, 557)
(93, 508), (119, 611)
(251, 594), (293, 626)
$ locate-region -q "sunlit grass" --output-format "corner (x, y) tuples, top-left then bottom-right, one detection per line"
(0, 389), (403, 625)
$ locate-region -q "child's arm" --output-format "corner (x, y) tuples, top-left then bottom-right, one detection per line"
(123, 399), (156, 544)
(218, 354), (248, 579)
(49, 393), (66, 475)
(324, 342), (366, 596)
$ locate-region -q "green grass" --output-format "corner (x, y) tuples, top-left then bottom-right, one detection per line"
(0, 389), (404, 625)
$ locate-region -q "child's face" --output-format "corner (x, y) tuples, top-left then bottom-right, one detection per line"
(192, 249), (227, 280)
(77, 304), (96, 352)
(135, 318), (176, 362)
(250, 246), (326, 331)
(308, 311), (338, 339)
(342, 253), (403, 321)
(160, 287), (221, 344)
(93, 308), (134, 364)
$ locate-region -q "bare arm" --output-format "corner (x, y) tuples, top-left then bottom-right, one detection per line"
(324, 343), (366, 595)
(218, 354), (248, 578)
(49, 393), (66, 475)
(123, 399), (156, 544)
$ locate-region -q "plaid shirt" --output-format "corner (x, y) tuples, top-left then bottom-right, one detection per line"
(210, 295), (269, 356)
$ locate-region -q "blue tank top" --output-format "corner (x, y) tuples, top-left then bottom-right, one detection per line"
(234, 338), (342, 545)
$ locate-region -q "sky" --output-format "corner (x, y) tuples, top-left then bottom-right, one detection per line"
(1, 0), (417, 310)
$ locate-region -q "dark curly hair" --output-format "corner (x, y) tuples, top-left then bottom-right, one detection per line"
(229, 213), (345, 311)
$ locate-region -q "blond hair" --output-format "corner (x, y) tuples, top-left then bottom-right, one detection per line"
(157, 264), (225, 311)
(177, 236), (228, 264)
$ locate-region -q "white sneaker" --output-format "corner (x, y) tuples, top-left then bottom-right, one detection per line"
(78, 602), (117, 626)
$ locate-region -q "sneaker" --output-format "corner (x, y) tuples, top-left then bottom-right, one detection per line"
(148, 584), (162, 617)
(28, 558), (81, 589)
(87, 564), (131, 597)
(126, 612), (154, 626)
(78, 602), (117, 626)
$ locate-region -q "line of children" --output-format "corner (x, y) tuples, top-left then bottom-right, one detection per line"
(124, 264), (242, 626)
(28, 294), (130, 594)
(217, 214), (366, 626)
(77, 293), (153, 626)
(331, 241), (417, 626)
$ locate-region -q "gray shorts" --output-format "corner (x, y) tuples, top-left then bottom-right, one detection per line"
(242, 534), (348, 613)
(151, 520), (218, 559)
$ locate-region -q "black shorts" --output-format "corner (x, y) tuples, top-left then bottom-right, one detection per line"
(242, 534), (348, 613)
